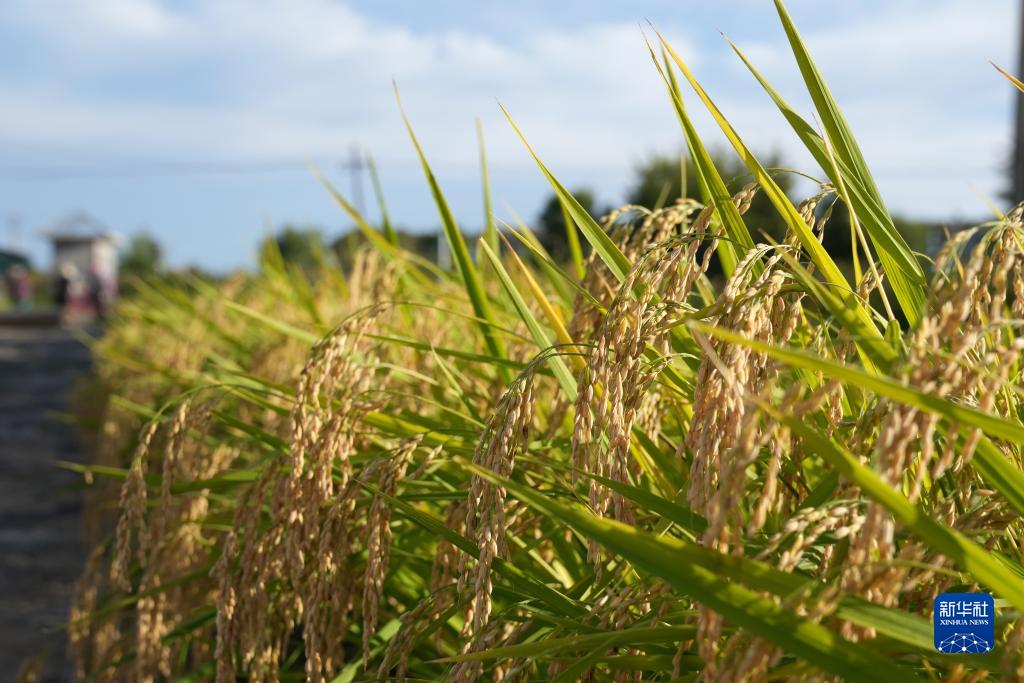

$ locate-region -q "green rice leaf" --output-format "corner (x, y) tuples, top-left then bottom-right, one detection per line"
(731, 4), (927, 325)
(439, 626), (695, 663)
(768, 406), (1024, 612)
(476, 118), (499, 256)
(463, 462), (918, 682)
(366, 153), (398, 246)
(376, 488), (587, 617)
(693, 322), (1024, 517)
(500, 103), (632, 283)
(658, 33), (884, 354)
(646, 40), (752, 275)
(479, 240), (577, 397)
(396, 85), (511, 380)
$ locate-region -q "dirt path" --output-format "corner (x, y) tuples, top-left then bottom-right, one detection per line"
(0, 326), (92, 681)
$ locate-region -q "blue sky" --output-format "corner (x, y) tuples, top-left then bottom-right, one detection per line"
(0, 0), (1017, 271)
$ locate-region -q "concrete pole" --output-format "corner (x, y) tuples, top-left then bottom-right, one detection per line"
(1013, 0), (1024, 203)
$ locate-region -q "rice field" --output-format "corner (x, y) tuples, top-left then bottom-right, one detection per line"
(68, 3), (1024, 681)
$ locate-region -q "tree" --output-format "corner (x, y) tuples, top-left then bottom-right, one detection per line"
(119, 233), (163, 282)
(260, 226), (329, 275)
(628, 151), (794, 242)
(536, 188), (598, 261)
(815, 198), (939, 274)
(330, 230), (369, 272)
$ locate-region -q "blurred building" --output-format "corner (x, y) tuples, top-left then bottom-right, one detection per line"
(46, 213), (118, 278)
(45, 212), (120, 307)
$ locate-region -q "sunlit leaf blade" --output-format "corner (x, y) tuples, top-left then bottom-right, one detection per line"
(646, 40), (751, 275)
(767, 407), (1024, 612)
(464, 462), (917, 683)
(479, 240), (577, 397)
(657, 32), (885, 355)
(499, 103), (632, 283)
(993, 61), (1024, 93)
(313, 165), (447, 283)
(524, 460), (990, 666)
(366, 153), (398, 246)
(558, 199), (585, 280)
(500, 217), (576, 306)
(496, 234), (580, 367)
(396, 85), (510, 380)
(223, 299), (319, 344)
(770, 243), (894, 373)
(735, 2), (928, 325)
(693, 321), (1024, 517)
(439, 626), (695, 663)
(376, 488), (586, 617)
(476, 118), (499, 255)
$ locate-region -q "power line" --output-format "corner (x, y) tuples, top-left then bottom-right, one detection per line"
(0, 158), (347, 181)
(0, 158), (1004, 182)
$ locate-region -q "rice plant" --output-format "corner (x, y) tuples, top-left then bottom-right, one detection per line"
(68, 2), (1024, 681)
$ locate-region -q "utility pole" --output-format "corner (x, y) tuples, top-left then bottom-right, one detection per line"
(1013, 0), (1024, 204)
(343, 146), (366, 216)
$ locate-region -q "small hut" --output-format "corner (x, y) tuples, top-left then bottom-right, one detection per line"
(45, 213), (120, 312)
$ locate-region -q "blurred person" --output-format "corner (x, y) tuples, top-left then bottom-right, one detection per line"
(5, 264), (32, 310)
(54, 262), (82, 317)
(87, 269), (108, 321)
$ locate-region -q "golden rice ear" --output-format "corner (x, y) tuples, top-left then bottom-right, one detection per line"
(362, 435), (424, 665)
(450, 371), (538, 681)
(68, 3), (1024, 679)
(111, 420), (159, 592)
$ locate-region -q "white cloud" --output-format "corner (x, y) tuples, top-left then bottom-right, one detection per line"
(5, 0), (180, 48)
(0, 0), (696, 170)
(0, 0), (1017, 223)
